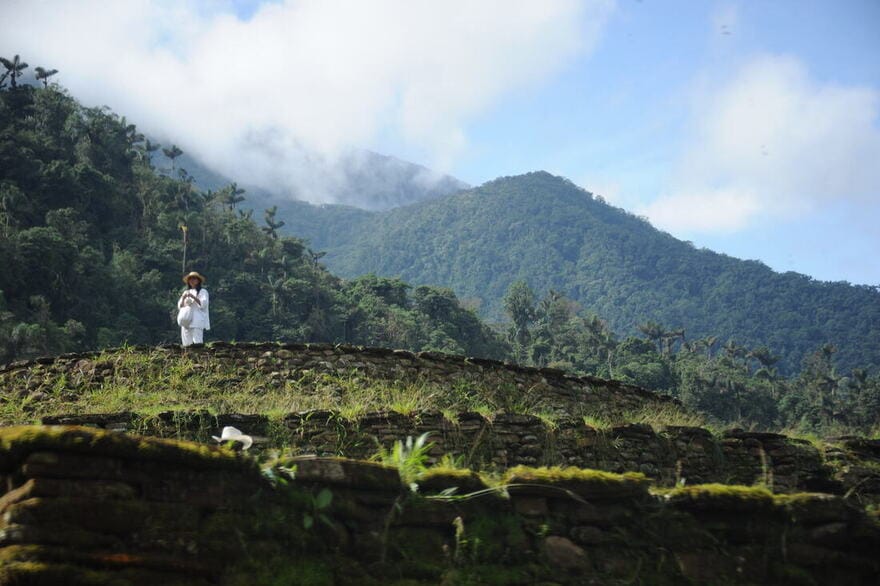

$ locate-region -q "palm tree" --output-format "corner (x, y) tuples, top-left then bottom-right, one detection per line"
(120, 117), (143, 145)
(140, 139), (161, 167)
(309, 250), (326, 268)
(34, 66), (58, 87)
(723, 340), (746, 364)
(702, 335), (719, 359)
(262, 206), (285, 239)
(267, 275), (284, 316)
(0, 55), (29, 88)
(0, 183), (23, 236)
(637, 321), (666, 354)
(660, 328), (685, 356)
(746, 346), (778, 372)
(162, 144), (183, 172)
(222, 183), (246, 210)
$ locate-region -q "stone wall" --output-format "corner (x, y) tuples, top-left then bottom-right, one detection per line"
(4, 343), (877, 505)
(41, 409), (880, 505)
(1, 426), (878, 585)
(0, 341), (677, 417)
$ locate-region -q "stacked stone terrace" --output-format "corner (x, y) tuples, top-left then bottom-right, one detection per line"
(1, 344), (880, 584)
(0, 426), (878, 585)
(0, 341), (675, 417)
(2, 342), (879, 504)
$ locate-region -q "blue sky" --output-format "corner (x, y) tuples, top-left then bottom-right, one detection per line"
(3, 0), (878, 285)
(380, 0), (880, 285)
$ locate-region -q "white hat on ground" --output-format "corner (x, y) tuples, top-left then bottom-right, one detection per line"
(212, 426), (253, 450)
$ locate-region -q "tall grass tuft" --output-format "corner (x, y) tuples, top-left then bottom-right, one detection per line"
(374, 432), (435, 486)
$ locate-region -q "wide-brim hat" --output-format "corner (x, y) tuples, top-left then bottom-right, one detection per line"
(212, 426), (253, 450)
(182, 271), (206, 285)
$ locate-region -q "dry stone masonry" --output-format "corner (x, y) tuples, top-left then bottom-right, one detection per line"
(3, 343), (879, 505)
(40, 409), (879, 504)
(2, 344), (880, 584)
(0, 341), (677, 418)
(0, 426), (878, 585)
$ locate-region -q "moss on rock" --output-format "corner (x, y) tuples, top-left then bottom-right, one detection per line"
(0, 425), (255, 474)
(503, 466), (650, 501)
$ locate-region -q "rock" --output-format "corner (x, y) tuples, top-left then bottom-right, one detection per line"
(513, 496), (548, 517)
(570, 525), (607, 545)
(809, 522), (849, 545)
(543, 536), (589, 570)
(292, 457), (402, 492)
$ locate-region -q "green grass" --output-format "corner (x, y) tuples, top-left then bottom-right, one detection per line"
(374, 433), (434, 485)
(659, 483), (774, 502)
(503, 465), (648, 487)
(581, 403), (705, 432)
(582, 413), (615, 431)
(0, 349), (525, 426)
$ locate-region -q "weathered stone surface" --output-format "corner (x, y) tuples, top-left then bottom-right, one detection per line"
(512, 496), (549, 517)
(543, 536), (589, 570)
(0, 342), (681, 423)
(0, 426), (878, 585)
(34, 406), (869, 500)
(291, 456), (401, 492)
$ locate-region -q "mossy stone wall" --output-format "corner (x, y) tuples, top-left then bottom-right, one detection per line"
(40, 408), (880, 505)
(0, 426), (878, 585)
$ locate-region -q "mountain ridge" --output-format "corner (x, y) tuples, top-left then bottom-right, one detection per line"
(277, 171), (880, 374)
(153, 145), (468, 212)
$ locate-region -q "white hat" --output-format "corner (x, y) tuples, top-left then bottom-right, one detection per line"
(211, 426), (253, 450)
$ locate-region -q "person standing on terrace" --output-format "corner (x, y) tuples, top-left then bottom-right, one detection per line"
(177, 272), (210, 346)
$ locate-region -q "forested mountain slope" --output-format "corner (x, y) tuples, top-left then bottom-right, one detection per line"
(0, 84), (504, 364)
(309, 172), (880, 374)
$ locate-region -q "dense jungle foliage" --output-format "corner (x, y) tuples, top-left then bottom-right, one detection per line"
(0, 70), (877, 436)
(499, 281), (880, 436)
(0, 81), (506, 363)
(296, 172), (880, 376)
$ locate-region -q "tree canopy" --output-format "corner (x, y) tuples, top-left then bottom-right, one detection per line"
(0, 79), (506, 364)
(304, 172), (880, 375)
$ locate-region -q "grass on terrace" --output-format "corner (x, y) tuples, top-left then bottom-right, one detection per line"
(0, 349), (463, 425)
(0, 347), (702, 430)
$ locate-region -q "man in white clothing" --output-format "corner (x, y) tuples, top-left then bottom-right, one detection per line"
(178, 271), (210, 346)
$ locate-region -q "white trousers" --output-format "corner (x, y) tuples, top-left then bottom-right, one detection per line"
(181, 327), (204, 346)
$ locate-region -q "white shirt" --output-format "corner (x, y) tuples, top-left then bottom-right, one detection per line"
(179, 288), (210, 330)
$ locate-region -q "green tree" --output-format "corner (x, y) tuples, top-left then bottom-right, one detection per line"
(162, 144), (183, 172)
(34, 66), (58, 88)
(503, 281), (536, 354)
(221, 183), (247, 210)
(637, 321), (666, 354)
(141, 139), (161, 167)
(0, 55), (28, 88)
(263, 206), (285, 239)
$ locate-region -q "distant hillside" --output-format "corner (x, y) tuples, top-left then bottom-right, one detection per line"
(152, 146), (467, 212)
(291, 172), (880, 374)
(0, 84), (504, 364)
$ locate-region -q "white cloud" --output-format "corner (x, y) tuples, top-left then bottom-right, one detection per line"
(639, 187), (760, 233)
(643, 54), (880, 234)
(0, 0), (614, 202)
